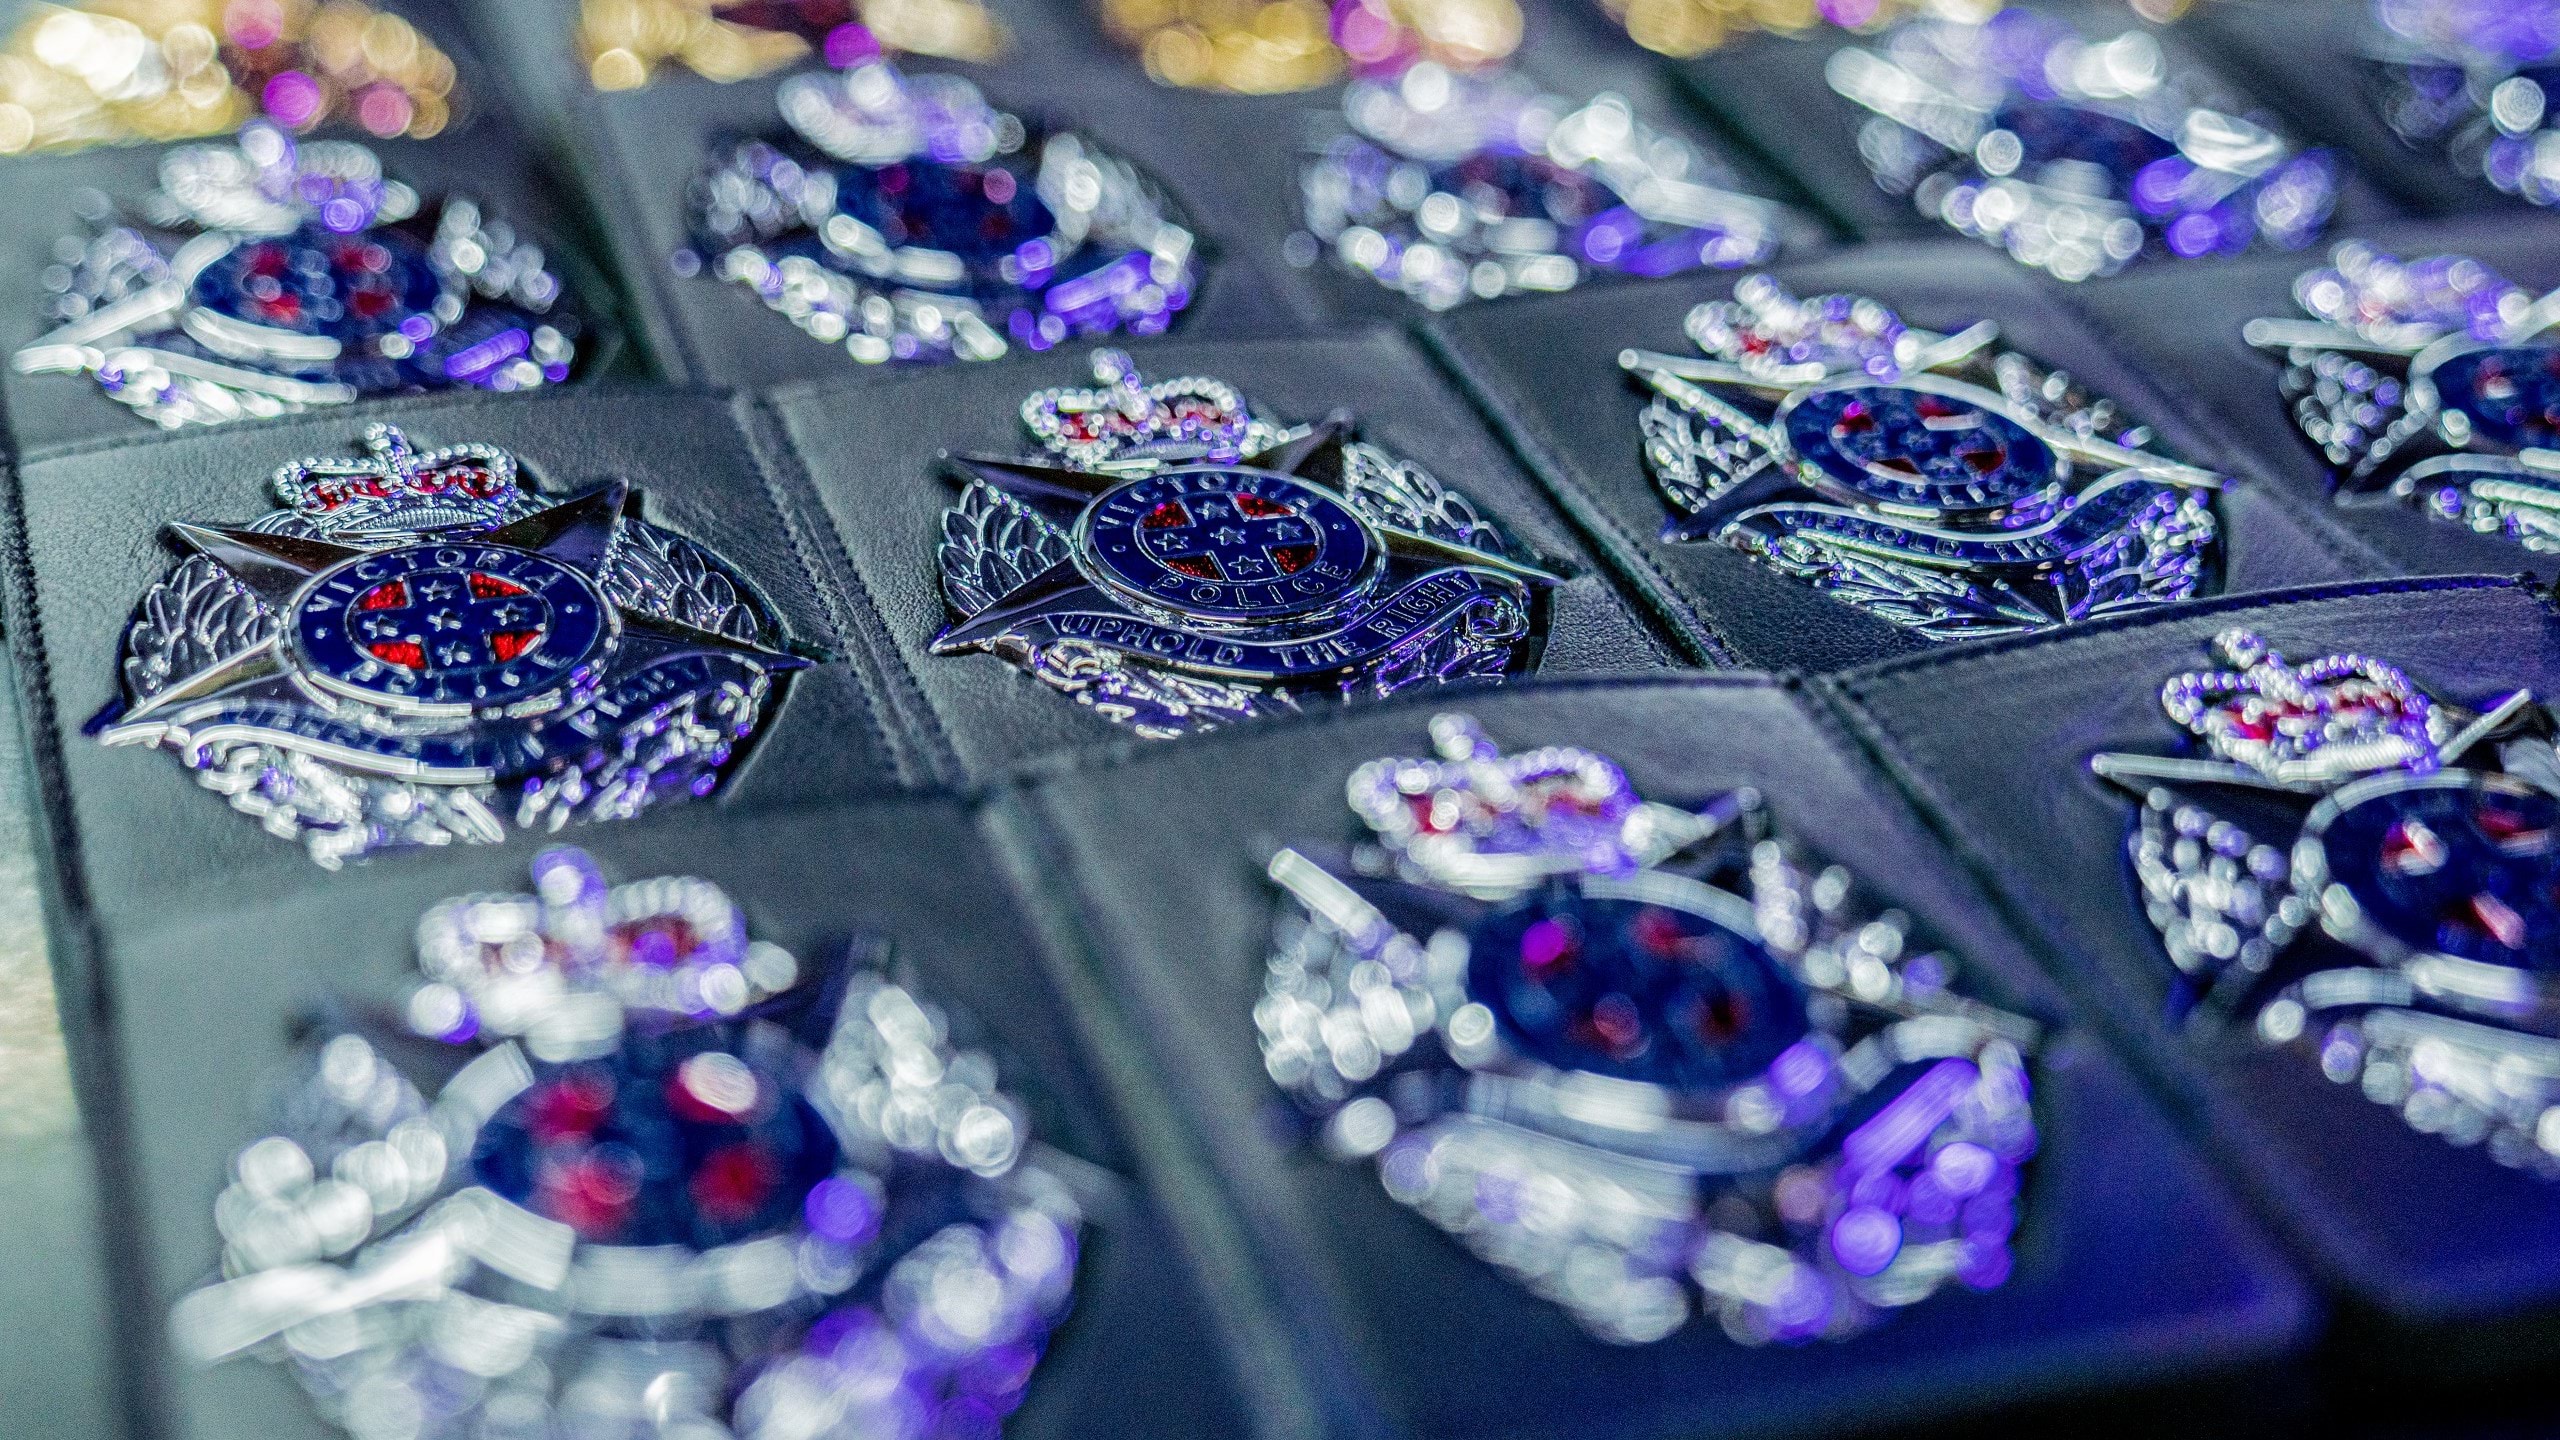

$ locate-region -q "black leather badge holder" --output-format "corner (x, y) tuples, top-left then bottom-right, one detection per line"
(1424, 247), (2391, 674)
(0, 387), (908, 958)
(0, 0), (639, 455)
(504, 0), (1300, 386)
(1822, 576), (2560, 1371)
(85, 794), (1259, 1440)
(994, 677), (2317, 1440)
(1667, 0), (2411, 247)
(2046, 210), (2560, 582)
(764, 331), (1680, 784)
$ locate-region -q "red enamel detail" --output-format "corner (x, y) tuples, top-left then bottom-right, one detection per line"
(2476, 804), (2548, 850)
(1141, 501), (1192, 530)
(527, 1073), (614, 1142)
(688, 1143), (778, 1223)
(1692, 990), (1751, 1046)
(1234, 494), (1292, 519)
(1630, 907), (1689, 958)
(539, 1152), (640, 1239)
(355, 580), (410, 611)
(1586, 993), (1646, 1057)
(2382, 820), (2449, 878)
(1270, 544), (1317, 575)
(2460, 892), (2530, 951)
(1164, 554), (1220, 580)
(488, 630), (542, 664)
(468, 572), (530, 601)
(367, 639), (427, 669)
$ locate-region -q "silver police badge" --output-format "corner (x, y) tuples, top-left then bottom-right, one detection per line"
(2246, 242), (2560, 551)
(1265, 715), (2041, 1344)
(2091, 629), (2560, 1174)
(1623, 275), (2223, 641)
(14, 123), (583, 429)
(689, 59), (1199, 365)
(172, 847), (1085, 1439)
(91, 425), (803, 867)
(932, 350), (1560, 738)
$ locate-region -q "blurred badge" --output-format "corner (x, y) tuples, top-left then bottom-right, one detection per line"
(688, 60), (1199, 365)
(2091, 628), (2560, 1173)
(2246, 242), (2560, 551)
(1296, 63), (1783, 311)
(1828, 6), (2336, 279)
(2361, 0), (2560, 207)
(172, 847), (1086, 1438)
(931, 349), (1559, 737)
(89, 425), (804, 867)
(1622, 275), (2222, 642)
(1263, 715), (2041, 1343)
(13, 122), (583, 428)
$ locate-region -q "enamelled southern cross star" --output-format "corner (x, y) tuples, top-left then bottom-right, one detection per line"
(930, 415), (1561, 663)
(94, 481), (801, 763)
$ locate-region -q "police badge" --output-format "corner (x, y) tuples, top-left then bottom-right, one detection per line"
(2362, 0), (2560, 206)
(1621, 275), (2222, 642)
(89, 425), (803, 867)
(932, 350), (1560, 737)
(1826, 7), (2338, 280)
(13, 123), (582, 428)
(2245, 242), (2560, 551)
(2090, 629), (2560, 1174)
(688, 59), (1198, 365)
(1263, 715), (2040, 1344)
(171, 847), (1084, 1439)
(1298, 63), (1783, 311)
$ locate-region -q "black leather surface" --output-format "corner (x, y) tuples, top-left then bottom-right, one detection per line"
(98, 795), (1255, 1440)
(766, 331), (1679, 784)
(1822, 577), (2560, 1349)
(1671, 0), (2409, 245)
(0, 386), (911, 946)
(2043, 210), (2560, 581)
(1004, 677), (2317, 1440)
(1425, 243), (2391, 671)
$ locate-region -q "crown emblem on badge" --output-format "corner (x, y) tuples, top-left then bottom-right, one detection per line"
(2157, 628), (2443, 787)
(1344, 714), (1737, 894)
(1020, 349), (1259, 466)
(272, 423), (526, 535)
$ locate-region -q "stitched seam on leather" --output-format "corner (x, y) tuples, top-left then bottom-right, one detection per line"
(749, 396), (965, 789)
(979, 791), (1376, 1440)
(1835, 574), (2531, 688)
(1416, 324), (1739, 667)
(0, 451), (104, 971)
(2029, 274), (2399, 577)
(716, 394), (927, 795)
(16, 382), (743, 467)
(1778, 671), (2071, 1025)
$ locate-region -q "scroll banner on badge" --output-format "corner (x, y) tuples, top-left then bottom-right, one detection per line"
(97, 654), (763, 781)
(1024, 569), (1523, 680)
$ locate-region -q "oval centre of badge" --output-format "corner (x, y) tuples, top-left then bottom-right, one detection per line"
(1782, 381), (2063, 517)
(288, 543), (612, 716)
(2421, 343), (2560, 450)
(1079, 466), (1379, 623)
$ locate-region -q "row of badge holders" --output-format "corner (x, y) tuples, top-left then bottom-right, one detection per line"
(12, 0), (2560, 1437)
